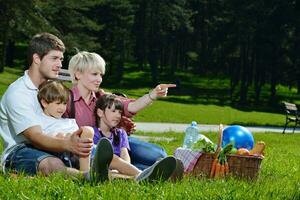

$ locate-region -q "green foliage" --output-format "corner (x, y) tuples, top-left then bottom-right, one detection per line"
(2, 0), (300, 101)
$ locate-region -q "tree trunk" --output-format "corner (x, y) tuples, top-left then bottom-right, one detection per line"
(116, 39), (125, 83)
(149, 48), (158, 85)
(239, 42), (249, 104)
(5, 39), (15, 67)
(297, 74), (300, 94)
(134, 1), (147, 70)
(269, 70), (277, 104)
(229, 57), (240, 102)
(0, 23), (9, 73)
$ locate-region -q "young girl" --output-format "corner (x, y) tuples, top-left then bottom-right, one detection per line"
(93, 94), (143, 177)
(93, 94), (180, 181)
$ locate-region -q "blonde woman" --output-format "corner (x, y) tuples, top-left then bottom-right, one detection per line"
(64, 51), (176, 170)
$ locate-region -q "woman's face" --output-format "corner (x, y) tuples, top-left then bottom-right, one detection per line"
(76, 69), (103, 92)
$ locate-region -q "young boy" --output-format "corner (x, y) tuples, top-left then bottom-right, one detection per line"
(37, 80), (94, 172)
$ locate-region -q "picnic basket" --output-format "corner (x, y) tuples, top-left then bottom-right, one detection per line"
(191, 153), (263, 179)
(191, 125), (264, 179)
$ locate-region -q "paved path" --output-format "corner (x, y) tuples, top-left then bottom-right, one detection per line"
(135, 122), (300, 133)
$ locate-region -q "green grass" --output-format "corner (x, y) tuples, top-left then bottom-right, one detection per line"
(0, 131), (299, 199)
(0, 67), (299, 198)
(1, 66), (299, 127)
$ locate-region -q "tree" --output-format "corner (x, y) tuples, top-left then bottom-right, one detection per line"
(0, 0), (56, 71)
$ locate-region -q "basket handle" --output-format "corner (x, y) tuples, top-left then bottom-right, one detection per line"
(214, 124), (223, 159)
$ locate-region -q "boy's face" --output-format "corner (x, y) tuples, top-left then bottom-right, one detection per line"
(75, 69), (103, 92)
(36, 50), (64, 79)
(42, 100), (67, 119)
(97, 104), (122, 128)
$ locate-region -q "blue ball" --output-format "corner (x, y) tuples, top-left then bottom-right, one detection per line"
(222, 125), (254, 150)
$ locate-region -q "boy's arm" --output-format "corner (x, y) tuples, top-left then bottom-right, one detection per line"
(23, 126), (92, 157)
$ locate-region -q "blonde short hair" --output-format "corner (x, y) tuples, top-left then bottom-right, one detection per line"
(68, 51), (106, 83)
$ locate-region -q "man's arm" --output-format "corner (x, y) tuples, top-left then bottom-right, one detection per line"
(23, 126), (92, 157)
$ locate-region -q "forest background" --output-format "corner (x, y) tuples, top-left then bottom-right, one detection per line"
(1, 0), (300, 110)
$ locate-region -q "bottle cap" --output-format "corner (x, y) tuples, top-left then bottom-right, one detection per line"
(191, 121), (197, 126)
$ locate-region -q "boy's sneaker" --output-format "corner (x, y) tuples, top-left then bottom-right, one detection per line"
(135, 156), (176, 182)
(170, 158), (184, 182)
(90, 138), (113, 183)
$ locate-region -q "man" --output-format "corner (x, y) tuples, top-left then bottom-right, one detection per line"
(0, 33), (103, 180)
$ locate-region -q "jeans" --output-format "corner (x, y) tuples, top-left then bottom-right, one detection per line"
(128, 136), (167, 170)
(4, 144), (75, 175)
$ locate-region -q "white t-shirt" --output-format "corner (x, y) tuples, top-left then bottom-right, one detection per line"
(0, 71), (44, 167)
(40, 112), (79, 137)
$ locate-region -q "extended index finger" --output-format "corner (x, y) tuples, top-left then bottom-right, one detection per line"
(160, 84), (177, 89)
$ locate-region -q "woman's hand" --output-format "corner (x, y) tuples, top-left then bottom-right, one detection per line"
(149, 84), (177, 100)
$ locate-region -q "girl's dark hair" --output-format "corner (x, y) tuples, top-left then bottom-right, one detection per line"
(95, 94), (124, 145)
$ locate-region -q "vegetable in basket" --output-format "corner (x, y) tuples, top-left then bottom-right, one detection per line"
(210, 142), (233, 178)
(191, 136), (216, 153)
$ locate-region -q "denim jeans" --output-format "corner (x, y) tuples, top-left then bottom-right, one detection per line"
(128, 137), (167, 170)
(4, 144), (75, 175)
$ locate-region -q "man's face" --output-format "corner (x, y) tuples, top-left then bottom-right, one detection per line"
(38, 50), (64, 79)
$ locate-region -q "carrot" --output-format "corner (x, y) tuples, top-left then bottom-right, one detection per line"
(219, 163), (225, 178)
(210, 158), (218, 178)
(224, 161), (229, 176)
(214, 162), (221, 178)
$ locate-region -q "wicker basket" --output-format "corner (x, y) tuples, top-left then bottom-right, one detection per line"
(191, 153), (263, 179)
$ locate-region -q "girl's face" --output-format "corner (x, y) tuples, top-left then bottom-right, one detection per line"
(75, 69), (103, 92)
(97, 103), (122, 129)
(42, 100), (67, 119)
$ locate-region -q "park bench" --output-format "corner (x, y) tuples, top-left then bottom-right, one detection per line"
(58, 68), (72, 81)
(282, 101), (299, 134)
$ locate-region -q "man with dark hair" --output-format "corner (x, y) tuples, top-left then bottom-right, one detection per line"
(0, 33), (110, 182)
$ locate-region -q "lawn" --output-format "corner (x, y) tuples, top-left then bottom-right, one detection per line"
(0, 67), (299, 199)
(0, 67), (299, 127)
(0, 131), (299, 199)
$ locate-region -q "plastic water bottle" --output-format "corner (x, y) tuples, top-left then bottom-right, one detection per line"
(183, 121), (200, 149)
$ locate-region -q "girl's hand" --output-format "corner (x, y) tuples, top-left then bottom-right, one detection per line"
(149, 84), (176, 100)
